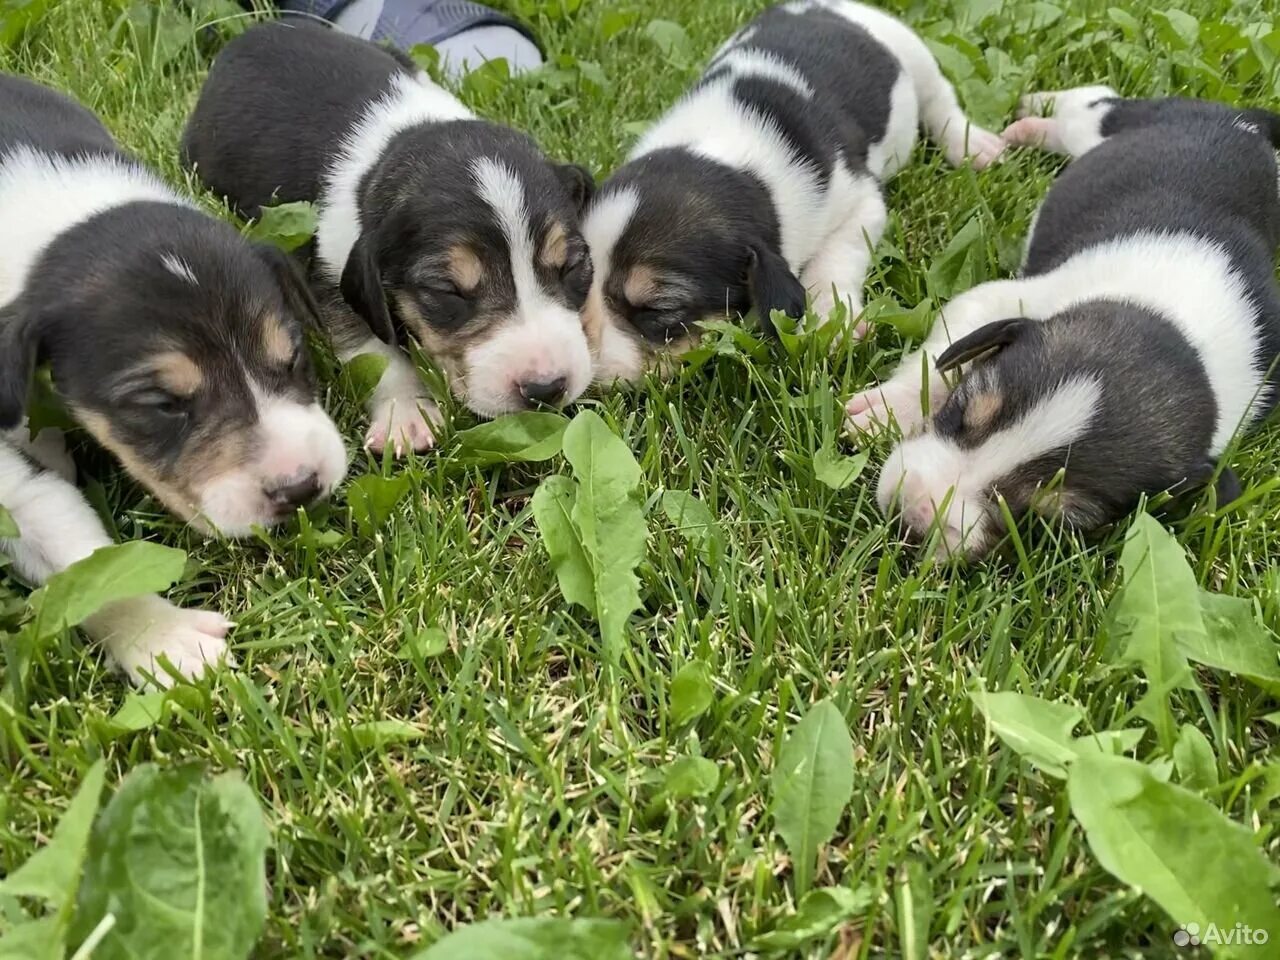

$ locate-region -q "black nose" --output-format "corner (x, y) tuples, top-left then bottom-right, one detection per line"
(519, 376), (568, 408)
(264, 472), (321, 511)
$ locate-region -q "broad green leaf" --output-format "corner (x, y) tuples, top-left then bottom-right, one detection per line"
(453, 412), (567, 467)
(0, 506), (17, 539)
(752, 885), (873, 949)
(461, 56), (511, 100)
(103, 691), (171, 739)
(560, 411), (647, 662)
(600, 9), (637, 40)
(576, 59), (607, 89)
(1107, 7), (1143, 38)
(896, 860), (933, 960)
(246, 201), (316, 252)
(532, 476), (596, 612)
(661, 756), (719, 800)
(1067, 753), (1280, 946)
(0, 760), (104, 909)
(394, 627), (449, 661)
(72, 765), (269, 960)
(30, 542), (187, 639)
(1153, 10), (1200, 49)
(348, 473), (411, 539)
(643, 19), (691, 61)
(25, 368), (76, 439)
(1174, 725), (1218, 791)
(1186, 591), (1280, 694)
(923, 39), (976, 82)
(1072, 727), (1146, 759)
(0, 916), (62, 960)
(970, 689), (1082, 778)
(412, 917), (632, 960)
(771, 700), (855, 898)
(926, 217), (986, 299)
(349, 719), (427, 748)
(1109, 514), (1200, 745)
(812, 445), (868, 491)
(669, 661), (714, 726)
(661, 490), (723, 566)
(342, 352), (391, 405)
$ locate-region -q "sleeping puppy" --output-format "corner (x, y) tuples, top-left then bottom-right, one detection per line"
(582, 0), (1005, 381)
(182, 20), (596, 455)
(0, 74), (347, 684)
(847, 88), (1280, 557)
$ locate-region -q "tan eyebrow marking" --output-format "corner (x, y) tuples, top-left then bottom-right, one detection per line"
(149, 351), (204, 396)
(623, 264), (661, 306)
(447, 244), (484, 293)
(262, 312), (295, 364)
(964, 391), (1004, 432)
(538, 221), (568, 269)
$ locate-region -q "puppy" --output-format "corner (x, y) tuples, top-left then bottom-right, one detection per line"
(0, 74), (347, 684)
(847, 88), (1280, 557)
(581, 0), (1005, 382)
(182, 20), (596, 455)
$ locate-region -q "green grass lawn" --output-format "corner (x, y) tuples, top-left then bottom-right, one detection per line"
(3, 0), (1280, 957)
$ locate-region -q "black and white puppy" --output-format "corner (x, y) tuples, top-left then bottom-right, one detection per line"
(848, 88), (1280, 557)
(0, 74), (347, 683)
(182, 21), (596, 455)
(582, 0), (1005, 381)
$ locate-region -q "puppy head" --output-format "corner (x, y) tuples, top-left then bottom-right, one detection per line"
(580, 150), (805, 383)
(340, 128), (596, 417)
(877, 303), (1220, 557)
(0, 206), (347, 537)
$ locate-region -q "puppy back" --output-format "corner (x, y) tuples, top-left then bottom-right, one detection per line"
(181, 20), (414, 217)
(0, 73), (122, 162)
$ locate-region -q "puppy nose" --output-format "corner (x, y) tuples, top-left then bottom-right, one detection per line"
(264, 471), (321, 511)
(519, 376), (568, 408)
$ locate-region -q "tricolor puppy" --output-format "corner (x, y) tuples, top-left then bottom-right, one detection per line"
(847, 88), (1280, 557)
(0, 74), (347, 684)
(582, 0), (1005, 381)
(182, 21), (596, 455)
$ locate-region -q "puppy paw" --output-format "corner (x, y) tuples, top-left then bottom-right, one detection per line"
(365, 398), (441, 457)
(88, 594), (234, 688)
(962, 125), (1007, 169)
(845, 380), (928, 436)
(1001, 116), (1056, 148)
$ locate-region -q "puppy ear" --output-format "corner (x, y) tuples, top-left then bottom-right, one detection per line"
(256, 243), (322, 328)
(935, 317), (1034, 373)
(339, 233), (396, 346)
(747, 244), (806, 338)
(1189, 459), (1242, 506)
(0, 304), (44, 430)
(555, 163), (596, 213)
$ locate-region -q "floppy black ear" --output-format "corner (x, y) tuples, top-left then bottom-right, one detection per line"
(935, 317), (1035, 373)
(339, 233), (396, 345)
(554, 162), (596, 213)
(747, 244), (806, 338)
(256, 243), (322, 328)
(0, 304), (43, 430)
(1189, 459), (1243, 506)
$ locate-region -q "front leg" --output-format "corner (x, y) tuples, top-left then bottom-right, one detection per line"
(845, 278), (1040, 435)
(0, 442), (231, 686)
(1002, 85), (1119, 158)
(802, 177), (888, 337)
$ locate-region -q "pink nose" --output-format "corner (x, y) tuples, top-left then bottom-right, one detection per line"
(901, 499), (939, 535)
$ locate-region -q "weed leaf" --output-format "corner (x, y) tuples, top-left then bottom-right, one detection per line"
(454, 412), (567, 466)
(669, 660), (714, 726)
(348, 474), (412, 539)
(0, 916), (63, 960)
(970, 689), (1081, 778)
(0, 759), (104, 909)
(661, 490), (723, 566)
(1186, 592), (1280, 694)
(532, 475), (596, 612)
(661, 756), (719, 800)
(246, 200), (316, 252)
(31, 542), (187, 638)
(1173, 725), (1218, 791)
(925, 216), (985, 299)
(812, 445), (868, 491)
(752, 885), (872, 950)
(1067, 753), (1280, 943)
(72, 765), (269, 960)
(771, 700), (855, 898)
(0, 505), (18, 539)
(896, 860), (933, 960)
(643, 18), (690, 61)
(349, 719), (427, 748)
(1109, 514), (1200, 744)
(412, 917), (632, 959)
(395, 627), (449, 661)
(104, 691), (172, 739)
(341, 353), (391, 406)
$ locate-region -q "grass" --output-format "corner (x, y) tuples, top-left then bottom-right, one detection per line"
(2, 0), (1280, 956)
